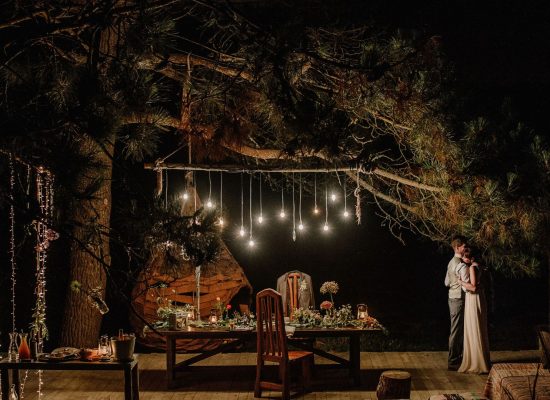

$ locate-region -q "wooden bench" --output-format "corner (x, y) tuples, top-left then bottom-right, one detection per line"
(0, 356), (139, 400)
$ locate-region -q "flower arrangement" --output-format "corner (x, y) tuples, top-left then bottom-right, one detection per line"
(320, 281), (339, 304)
(320, 300), (333, 311)
(292, 308), (322, 326)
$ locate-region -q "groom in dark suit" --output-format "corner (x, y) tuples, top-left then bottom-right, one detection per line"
(445, 235), (469, 370)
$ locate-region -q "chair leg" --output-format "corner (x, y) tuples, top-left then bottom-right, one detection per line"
(254, 361), (263, 398)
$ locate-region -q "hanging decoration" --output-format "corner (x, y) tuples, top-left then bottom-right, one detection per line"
(193, 171), (197, 212)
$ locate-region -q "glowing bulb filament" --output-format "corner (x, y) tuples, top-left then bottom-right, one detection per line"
(298, 223), (304, 230)
(331, 193), (337, 202)
(323, 223), (329, 232)
(280, 210), (286, 218)
(206, 200), (213, 208)
(183, 192), (189, 200)
(239, 227), (245, 237)
(258, 215), (263, 224)
(219, 217), (224, 226)
(249, 239), (255, 247)
(314, 207), (319, 214)
(344, 210), (349, 217)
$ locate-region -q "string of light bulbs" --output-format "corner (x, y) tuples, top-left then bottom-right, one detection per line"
(298, 173), (303, 230)
(249, 173), (254, 247)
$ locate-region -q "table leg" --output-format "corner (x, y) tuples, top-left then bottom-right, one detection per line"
(1, 369), (9, 400)
(166, 337), (176, 389)
(132, 363), (140, 400)
(349, 335), (361, 386)
(124, 366), (132, 400)
(12, 370), (20, 399)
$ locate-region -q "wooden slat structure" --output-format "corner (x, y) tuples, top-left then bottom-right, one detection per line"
(130, 186), (253, 352)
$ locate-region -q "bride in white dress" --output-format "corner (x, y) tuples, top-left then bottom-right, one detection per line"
(457, 249), (491, 374)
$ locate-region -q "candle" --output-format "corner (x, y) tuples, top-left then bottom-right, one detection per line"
(209, 314), (218, 323)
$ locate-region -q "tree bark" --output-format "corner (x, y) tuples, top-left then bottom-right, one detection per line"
(60, 136), (114, 347)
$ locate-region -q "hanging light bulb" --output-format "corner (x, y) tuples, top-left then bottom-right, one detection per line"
(280, 210), (286, 218)
(258, 215), (263, 224)
(331, 193), (337, 202)
(343, 176), (349, 218)
(248, 239), (255, 247)
(219, 217), (224, 227)
(314, 207), (319, 214)
(344, 210), (349, 218)
(182, 192), (189, 200)
(206, 200), (213, 208)
(323, 223), (329, 232)
(298, 222), (304, 230)
(239, 226), (245, 236)
(280, 184), (286, 219)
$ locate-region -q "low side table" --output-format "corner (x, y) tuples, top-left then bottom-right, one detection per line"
(0, 355), (139, 400)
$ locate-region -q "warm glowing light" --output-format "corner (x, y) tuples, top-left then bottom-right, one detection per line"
(258, 215), (263, 224)
(249, 239), (255, 247)
(298, 223), (304, 230)
(182, 192), (189, 200)
(313, 207), (319, 214)
(344, 210), (349, 217)
(219, 218), (224, 226)
(323, 223), (329, 231)
(206, 200), (213, 208)
(331, 193), (337, 202)
(239, 227), (245, 237)
(280, 210), (286, 218)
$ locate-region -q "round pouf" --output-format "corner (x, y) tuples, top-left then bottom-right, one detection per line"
(376, 370), (411, 400)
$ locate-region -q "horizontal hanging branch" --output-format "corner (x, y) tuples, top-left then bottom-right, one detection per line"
(144, 162), (361, 174)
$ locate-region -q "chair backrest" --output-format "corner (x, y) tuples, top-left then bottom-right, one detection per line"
(538, 325), (550, 368)
(256, 288), (288, 363)
(286, 273), (301, 318)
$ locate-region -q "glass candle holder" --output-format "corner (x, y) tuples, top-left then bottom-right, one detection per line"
(209, 309), (218, 324)
(357, 304), (368, 320)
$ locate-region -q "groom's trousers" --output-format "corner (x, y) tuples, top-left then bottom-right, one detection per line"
(448, 297), (465, 368)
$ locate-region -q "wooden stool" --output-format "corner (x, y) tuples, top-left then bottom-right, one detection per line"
(376, 370), (411, 399)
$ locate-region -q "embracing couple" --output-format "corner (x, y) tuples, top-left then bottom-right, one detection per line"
(445, 235), (491, 374)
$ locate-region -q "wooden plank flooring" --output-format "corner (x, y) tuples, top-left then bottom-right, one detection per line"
(2, 350), (538, 399)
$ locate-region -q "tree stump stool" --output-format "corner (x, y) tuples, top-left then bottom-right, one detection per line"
(376, 370), (411, 399)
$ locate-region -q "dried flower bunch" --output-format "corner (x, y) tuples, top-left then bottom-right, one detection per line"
(320, 281), (339, 295)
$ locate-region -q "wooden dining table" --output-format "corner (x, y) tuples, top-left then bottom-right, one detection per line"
(159, 324), (381, 389)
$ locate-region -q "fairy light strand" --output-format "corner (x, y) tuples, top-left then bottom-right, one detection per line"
(343, 177), (349, 218)
(355, 166), (362, 224)
(314, 174), (319, 214)
(258, 172), (263, 223)
(280, 182), (285, 218)
(207, 171), (213, 208)
(249, 173), (254, 247)
(292, 173), (296, 241)
(240, 172), (245, 236)
(9, 155), (16, 333)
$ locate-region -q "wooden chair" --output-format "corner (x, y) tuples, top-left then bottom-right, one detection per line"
(286, 272), (301, 318)
(254, 289), (313, 400)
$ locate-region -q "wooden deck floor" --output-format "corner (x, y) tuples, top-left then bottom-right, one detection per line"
(4, 350), (538, 399)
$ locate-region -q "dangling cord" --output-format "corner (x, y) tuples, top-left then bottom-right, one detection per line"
(26, 164), (31, 209)
(258, 172), (263, 223)
(325, 178), (329, 229)
(193, 171), (197, 212)
(207, 171), (212, 207)
(164, 169), (168, 209)
(280, 180), (285, 218)
(298, 173), (303, 230)
(292, 173), (296, 241)
(343, 176), (349, 218)
(314, 174), (319, 214)
(249, 173), (254, 246)
(9, 155), (16, 332)
(355, 166), (362, 225)
(240, 172), (245, 236)
(219, 172), (224, 226)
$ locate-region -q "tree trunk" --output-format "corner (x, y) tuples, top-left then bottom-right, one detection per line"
(60, 136), (114, 347)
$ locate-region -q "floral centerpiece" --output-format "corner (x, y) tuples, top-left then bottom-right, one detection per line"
(320, 281), (339, 305)
(292, 308), (322, 326)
